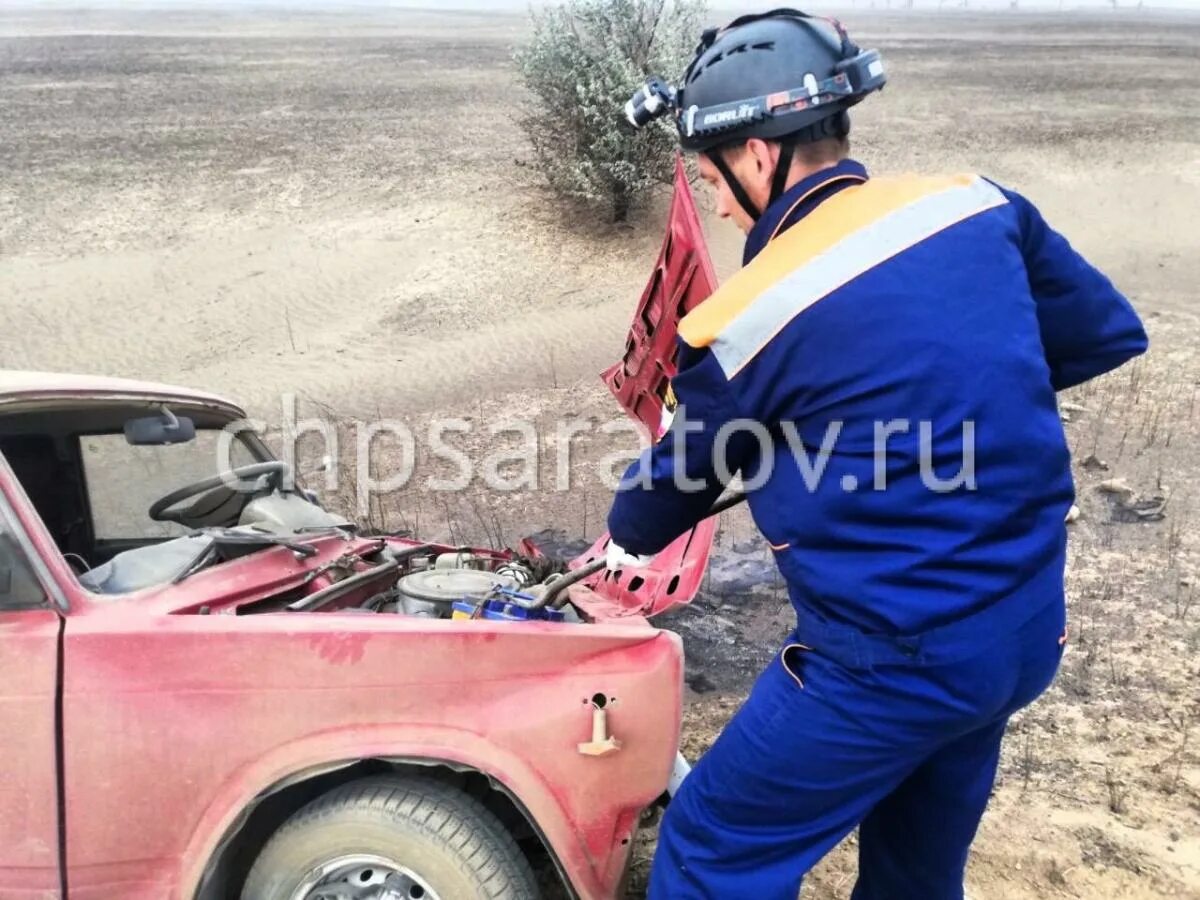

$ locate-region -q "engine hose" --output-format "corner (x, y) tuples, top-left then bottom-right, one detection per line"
(286, 559), (400, 612)
(287, 543), (435, 613)
(539, 557), (608, 610)
(534, 490), (748, 611)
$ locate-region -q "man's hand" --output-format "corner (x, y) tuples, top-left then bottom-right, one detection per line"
(606, 540), (653, 571)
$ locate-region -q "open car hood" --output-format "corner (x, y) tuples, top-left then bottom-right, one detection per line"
(568, 157), (721, 618)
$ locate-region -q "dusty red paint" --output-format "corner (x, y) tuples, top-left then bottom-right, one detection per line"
(0, 609), (61, 898)
(566, 518), (718, 620)
(0, 478), (687, 899)
(62, 605), (683, 900)
(0, 428), (696, 899)
(0, 172), (716, 899)
(602, 156), (719, 439)
(575, 158), (720, 620)
(306, 630), (373, 665)
(0, 371), (244, 418)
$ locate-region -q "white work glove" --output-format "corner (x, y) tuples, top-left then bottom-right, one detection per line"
(606, 540), (653, 571)
(668, 752), (692, 797)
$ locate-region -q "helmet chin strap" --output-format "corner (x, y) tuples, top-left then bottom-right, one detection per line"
(770, 137), (798, 207)
(707, 137), (798, 224)
(706, 149), (761, 223)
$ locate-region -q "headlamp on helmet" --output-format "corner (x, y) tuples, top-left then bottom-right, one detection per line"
(623, 8), (887, 223)
(624, 8), (885, 149)
(625, 49), (885, 144)
(625, 77), (678, 130)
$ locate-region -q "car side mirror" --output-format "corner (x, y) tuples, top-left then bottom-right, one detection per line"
(125, 408), (196, 446)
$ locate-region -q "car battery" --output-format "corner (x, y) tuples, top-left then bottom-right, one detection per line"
(451, 591), (565, 623)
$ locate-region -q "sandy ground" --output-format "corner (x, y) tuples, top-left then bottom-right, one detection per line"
(2, 5), (1198, 898)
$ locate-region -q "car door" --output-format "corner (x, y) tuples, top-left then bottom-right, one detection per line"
(0, 454), (65, 898)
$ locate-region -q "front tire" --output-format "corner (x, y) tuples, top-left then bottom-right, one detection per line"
(242, 775), (539, 900)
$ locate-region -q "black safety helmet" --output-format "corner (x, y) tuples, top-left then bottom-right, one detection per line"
(626, 8), (886, 221)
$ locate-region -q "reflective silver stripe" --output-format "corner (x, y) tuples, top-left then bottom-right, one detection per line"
(711, 177), (1008, 378)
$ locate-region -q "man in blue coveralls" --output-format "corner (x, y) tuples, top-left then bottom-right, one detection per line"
(612, 9), (1148, 899)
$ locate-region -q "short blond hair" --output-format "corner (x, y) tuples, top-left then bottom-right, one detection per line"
(793, 136), (850, 168)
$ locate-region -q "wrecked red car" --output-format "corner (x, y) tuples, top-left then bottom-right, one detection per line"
(0, 167), (720, 899)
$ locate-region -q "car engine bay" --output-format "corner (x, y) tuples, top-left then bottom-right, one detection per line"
(83, 514), (599, 624)
(3, 399), (707, 621)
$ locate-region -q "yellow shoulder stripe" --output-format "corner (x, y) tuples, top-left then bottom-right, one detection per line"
(678, 174), (980, 349)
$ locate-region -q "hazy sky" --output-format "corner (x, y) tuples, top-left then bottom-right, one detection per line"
(328, 0), (1200, 6)
(9, 0), (1198, 9)
(385, 0), (1200, 6)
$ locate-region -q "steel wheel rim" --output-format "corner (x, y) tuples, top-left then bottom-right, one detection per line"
(293, 853), (441, 900)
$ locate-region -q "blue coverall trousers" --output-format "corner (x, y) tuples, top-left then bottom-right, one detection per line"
(649, 599), (1066, 899)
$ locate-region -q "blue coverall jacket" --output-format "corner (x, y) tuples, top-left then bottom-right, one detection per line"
(607, 160), (1149, 900)
(609, 159), (1147, 655)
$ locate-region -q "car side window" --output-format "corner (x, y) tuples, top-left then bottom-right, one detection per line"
(0, 507), (49, 611)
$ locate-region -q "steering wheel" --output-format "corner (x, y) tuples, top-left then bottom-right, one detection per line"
(149, 461), (292, 524)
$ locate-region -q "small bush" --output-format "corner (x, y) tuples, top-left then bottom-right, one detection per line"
(515, 0), (706, 223)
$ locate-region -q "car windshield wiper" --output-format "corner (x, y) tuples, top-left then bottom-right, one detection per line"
(171, 539), (218, 585)
(205, 530), (321, 558)
(171, 530), (320, 585)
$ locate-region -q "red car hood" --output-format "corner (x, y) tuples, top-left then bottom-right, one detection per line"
(568, 157), (721, 619)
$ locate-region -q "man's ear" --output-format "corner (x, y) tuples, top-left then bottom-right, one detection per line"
(743, 138), (782, 185)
